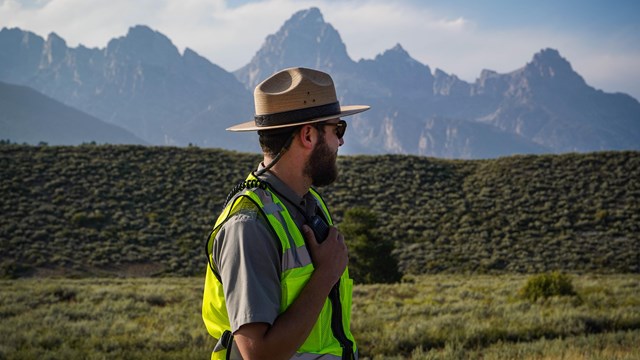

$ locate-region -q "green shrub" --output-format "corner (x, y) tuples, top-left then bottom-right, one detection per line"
(340, 207), (401, 284)
(519, 271), (577, 302)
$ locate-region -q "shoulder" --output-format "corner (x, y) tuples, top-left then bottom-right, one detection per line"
(224, 190), (269, 221)
(216, 192), (277, 247)
(213, 195), (282, 278)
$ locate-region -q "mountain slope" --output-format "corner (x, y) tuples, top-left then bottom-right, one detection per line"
(470, 49), (640, 152)
(1, 145), (637, 277)
(0, 81), (146, 145)
(418, 116), (550, 158)
(0, 26), (258, 151)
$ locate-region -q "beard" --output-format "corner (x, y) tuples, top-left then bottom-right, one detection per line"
(304, 135), (338, 187)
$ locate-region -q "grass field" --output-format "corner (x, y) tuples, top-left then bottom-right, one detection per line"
(0, 274), (638, 359)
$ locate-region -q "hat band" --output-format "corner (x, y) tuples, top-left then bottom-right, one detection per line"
(254, 102), (340, 127)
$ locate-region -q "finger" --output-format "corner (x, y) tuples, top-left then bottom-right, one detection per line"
(327, 226), (339, 239)
(338, 234), (347, 249)
(301, 225), (318, 245)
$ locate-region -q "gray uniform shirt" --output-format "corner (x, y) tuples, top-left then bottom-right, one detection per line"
(212, 167), (320, 332)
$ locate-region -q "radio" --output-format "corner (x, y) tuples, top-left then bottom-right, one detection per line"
(309, 214), (330, 243)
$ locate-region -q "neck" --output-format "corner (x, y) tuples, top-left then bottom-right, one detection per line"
(263, 156), (311, 198)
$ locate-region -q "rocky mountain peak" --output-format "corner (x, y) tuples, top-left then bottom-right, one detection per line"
(377, 43), (412, 62)
(523, 48), (586, 88)
(126, 25), (161, 39)
(234, 7), (353, 89)
(0, 27), (40, 49)
(288, 6), (324, 25)
(45, 32), (66, 46)
(0, 28), (44, 82)
(531, 48), (566, 67)
(106, 25), (180, 68)
(353, 42), (433, 101)
(0, 27), (20, 39)
(478, 69), (498, 81)
(473, 69), (509, 96)
(433, 68), (471, 97)
(271, 7), (349, 64)
(42, 32), (68, 65)
(434, 68), (448, 78)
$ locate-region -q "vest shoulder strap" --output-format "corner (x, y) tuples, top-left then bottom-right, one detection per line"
(205, 190), (274, 283)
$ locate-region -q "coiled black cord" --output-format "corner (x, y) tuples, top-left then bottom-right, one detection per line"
(223, 179), (267, 208)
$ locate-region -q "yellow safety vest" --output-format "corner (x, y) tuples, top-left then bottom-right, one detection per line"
(202, 174), (357, 360)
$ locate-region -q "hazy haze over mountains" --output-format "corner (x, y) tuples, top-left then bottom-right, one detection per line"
(1, 7), (638, 158)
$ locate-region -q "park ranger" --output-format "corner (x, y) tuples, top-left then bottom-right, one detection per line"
(202, 67), (370, 359)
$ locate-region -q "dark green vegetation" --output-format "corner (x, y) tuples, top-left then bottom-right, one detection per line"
(0, 275), (638, 359)
(518, 271), (577, 302)
(1, 144), (639, 278)
(341, 208), (401, 284)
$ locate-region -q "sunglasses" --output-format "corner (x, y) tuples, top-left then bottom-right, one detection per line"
(317, 120), (347, 139)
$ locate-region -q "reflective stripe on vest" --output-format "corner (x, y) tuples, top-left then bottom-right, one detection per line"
(202, 174), (357, 360)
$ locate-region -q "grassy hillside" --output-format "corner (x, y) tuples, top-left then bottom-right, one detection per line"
(1, 144), (638, 278)
(0, 275), (638, 359)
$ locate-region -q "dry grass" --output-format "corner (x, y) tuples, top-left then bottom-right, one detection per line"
(0, 274), (638, 359)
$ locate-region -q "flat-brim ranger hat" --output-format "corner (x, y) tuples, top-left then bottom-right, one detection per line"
(227, 67), (370, 131)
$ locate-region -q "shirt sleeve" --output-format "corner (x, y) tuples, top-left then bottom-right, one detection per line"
(212, 211), (282, 332)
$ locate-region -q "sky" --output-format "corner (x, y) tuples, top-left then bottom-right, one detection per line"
(2, 0), (640, 100)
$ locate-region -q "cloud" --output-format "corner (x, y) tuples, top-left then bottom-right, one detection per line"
(1, 0), (156, 48)
(323, 1), (471, 60)
(321, 2), (547, 78)
(169, 0), (307, 69)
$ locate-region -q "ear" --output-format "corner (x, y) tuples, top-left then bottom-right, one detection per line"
(298, 125), (316, 150)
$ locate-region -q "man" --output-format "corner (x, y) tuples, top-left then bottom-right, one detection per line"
(202, 67), (370, 360)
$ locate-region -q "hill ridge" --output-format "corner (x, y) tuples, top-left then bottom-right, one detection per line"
(1, 145), (637, 278)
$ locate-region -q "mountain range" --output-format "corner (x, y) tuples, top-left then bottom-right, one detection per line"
(1, 7), (639, 158)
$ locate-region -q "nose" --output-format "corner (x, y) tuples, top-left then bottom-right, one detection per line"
(339, 137), (344, 147)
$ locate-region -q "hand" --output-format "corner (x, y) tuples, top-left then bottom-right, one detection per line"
(234, 226), (349, 360)
(302, 225), (348, 286)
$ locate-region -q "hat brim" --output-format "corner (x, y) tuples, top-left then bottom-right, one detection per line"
(227, 105), (370, 132)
